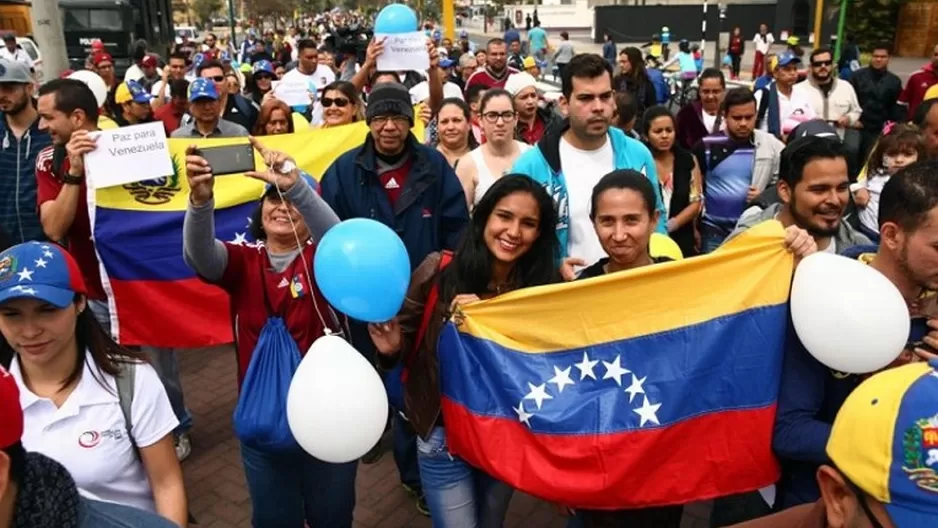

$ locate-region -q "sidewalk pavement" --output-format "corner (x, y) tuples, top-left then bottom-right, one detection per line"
(177, 345), (713, 527)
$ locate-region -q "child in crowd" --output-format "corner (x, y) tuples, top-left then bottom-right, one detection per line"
(852, 123), (925, 241)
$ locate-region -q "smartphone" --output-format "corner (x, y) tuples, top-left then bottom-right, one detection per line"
(198, 144), (255, 176)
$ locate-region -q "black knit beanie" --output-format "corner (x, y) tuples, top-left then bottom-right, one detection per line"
(366, 82), (414, 125)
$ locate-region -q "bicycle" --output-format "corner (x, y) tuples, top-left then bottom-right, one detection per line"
(664, 72), (699, 112)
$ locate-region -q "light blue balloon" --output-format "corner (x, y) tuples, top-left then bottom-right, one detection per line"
(374, 3), (418, 34)
(314, 219), (411, 323)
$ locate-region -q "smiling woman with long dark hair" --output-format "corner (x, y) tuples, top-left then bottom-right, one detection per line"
(368, 175), (560, 527)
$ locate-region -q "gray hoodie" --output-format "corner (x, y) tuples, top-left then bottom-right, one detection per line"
(726, 202), (872, 251)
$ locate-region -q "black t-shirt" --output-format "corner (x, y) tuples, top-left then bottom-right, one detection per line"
(577, 256), (674, 280)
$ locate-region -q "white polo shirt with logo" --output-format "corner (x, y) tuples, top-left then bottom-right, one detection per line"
(11, 355), (178, 513)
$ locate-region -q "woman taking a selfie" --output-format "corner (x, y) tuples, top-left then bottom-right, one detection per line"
(182, 138), (357, 527)
(369, 175), (560, 527)
(0, 242), (187, 526)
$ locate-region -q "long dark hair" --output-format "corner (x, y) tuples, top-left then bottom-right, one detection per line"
(0, 296), (146, 394)
(439, 98), (479, 150)
(440, 175), (560, 307)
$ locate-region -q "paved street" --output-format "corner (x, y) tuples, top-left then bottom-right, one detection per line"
(178, 345), (712, 527)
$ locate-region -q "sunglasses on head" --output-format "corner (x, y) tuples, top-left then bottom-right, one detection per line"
(322, 97), (350, 108)
(812, 60), (832, 67)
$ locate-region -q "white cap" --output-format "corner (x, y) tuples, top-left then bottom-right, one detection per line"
(505, 72), (537, 97)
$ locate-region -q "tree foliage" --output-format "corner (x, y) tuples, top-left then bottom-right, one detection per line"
(190, 0), (223, 26)
(844, 0), (905, 51)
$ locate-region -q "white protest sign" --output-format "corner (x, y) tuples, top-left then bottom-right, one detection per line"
(375, 32), (429, 73)
(84, 122), (174, 189)
(273, 77), (313, 107)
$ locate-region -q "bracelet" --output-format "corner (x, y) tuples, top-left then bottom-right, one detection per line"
(62, 174), (83, 185)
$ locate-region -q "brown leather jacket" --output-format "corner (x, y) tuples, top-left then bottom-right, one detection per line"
(378, 252), (450, 440)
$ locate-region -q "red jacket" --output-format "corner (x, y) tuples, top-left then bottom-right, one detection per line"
(900, 62), (938, 119)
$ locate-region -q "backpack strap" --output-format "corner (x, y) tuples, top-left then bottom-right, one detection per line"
(401, 250), (453, 382)
(115, 361), (140, 456)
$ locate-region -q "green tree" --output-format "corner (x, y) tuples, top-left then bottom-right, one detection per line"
(844, 0), (905, 51)
(190, 0), (224, 26)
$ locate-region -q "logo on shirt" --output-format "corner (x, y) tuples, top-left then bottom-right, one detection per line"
(277, 277), (289, 289)
(290, 274), (306, 298)
(421, 208), (433, 218)
(0, 255), (15, 282)
(78, 428), (125, 448)
(385, 177), (400, 190)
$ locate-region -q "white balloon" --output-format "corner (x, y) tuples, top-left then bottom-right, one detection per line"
(286, 335), (388, 463)
(791, 252), (910, 374)
(67, 70), (108, 109)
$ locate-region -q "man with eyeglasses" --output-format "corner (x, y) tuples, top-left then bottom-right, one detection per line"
(512, 54), (666, 278)
(793, 48), (862, 141)
(730, 360), (938, 527)
(320, 82), (469, 517)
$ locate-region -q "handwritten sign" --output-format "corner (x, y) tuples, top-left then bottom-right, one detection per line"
(84, 122), (174, 189)
(273, 77), (313, 107)
(375, 32), (429, 73)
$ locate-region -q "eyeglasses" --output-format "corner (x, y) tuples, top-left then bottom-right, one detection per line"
(812, 60), (833, 67)
(322, 97), (350, 108)
(371, 115), (409, 126)
(207, 75), (225, 83)
(482, 111), (516, 123)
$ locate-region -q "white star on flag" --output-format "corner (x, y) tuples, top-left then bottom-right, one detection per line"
(230, 232), (248, 246)
(524, 382), (553, 410)
(602, 355), (630, 386)
(634, 396), (662, 427)
(34, 258), (47, 268)
(42, 250), (53, 259)
(16, 268), (33, 282)
(574, 352), (598, 380)
(624, 374), (646, 403)
(548, 365), (575, 394)
(513, 401), (534, 427)
(40, 244), (50, 250)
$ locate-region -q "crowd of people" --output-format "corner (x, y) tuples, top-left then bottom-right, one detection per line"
(1, 9), (938, 528)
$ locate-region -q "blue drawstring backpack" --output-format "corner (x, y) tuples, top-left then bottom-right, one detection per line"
(232, 264), (303, 452)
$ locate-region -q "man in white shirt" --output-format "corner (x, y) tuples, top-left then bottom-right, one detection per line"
(0, 35), (30, 68)
(280, 38), (335, 119)
(752, 24), (774, 78)
(755, 52), (815, 140)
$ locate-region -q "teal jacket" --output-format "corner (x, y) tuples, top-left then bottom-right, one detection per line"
(511, 122), (668, 258)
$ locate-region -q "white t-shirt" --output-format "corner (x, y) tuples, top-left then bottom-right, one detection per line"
(13, 356), (178, 513)
(281, 64), (336, 94)
(754, 88), (816, 134)
(559, 136), (616, 264)
(702, 111), (719, 135)
(0, 47), (32, 67)
(859, 173), (889, 235)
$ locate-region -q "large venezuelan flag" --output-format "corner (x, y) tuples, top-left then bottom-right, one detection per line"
(90, 121), (405, 347)
(438, 221), (793, 509)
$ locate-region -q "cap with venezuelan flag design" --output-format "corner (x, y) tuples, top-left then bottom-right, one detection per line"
(827, 359), (938, 527)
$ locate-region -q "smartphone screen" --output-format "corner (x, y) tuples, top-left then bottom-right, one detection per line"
(199, 144), (256, 176)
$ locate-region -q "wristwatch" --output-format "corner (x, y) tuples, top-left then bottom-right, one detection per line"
(62, 174), (83, 186)
(275, 160), (297, 175)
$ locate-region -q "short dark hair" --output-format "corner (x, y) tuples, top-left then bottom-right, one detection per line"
(169, 51), (190, 64)
(699, 67), (726, 88)
(614, 91), (638, 128)
(169, 79), (189, 99)
(720, 87), (756, 114)
(561, 53), (613, 99)
(37, 79), (99, 125)
(590, 169), (658, 220)
(486, 38), (506, 51)
(913, 99), (938, 128)
(479, 88), (512, 113)
(871, 43), (892, 54)
(878, 160), (938, 230)
(810, 47), (833, 63)
(197, 59), (224, 76)
(779, 136), (848, 187)
(297, 39), (317, 52)
(465, 83), (487, 105)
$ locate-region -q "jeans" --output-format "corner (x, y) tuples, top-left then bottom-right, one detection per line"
(417, 427), (514, 528)
(701, 223), (733, 254)
(240, 442), (358, 528)
(141, 346), (192, 434)
(393, 411), (422, 490)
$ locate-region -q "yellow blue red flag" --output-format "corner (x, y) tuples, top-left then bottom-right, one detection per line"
(438, 221), (793, 509)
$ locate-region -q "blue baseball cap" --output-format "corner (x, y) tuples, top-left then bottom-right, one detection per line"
(188, 77), (219, 102)
(777, 51), (801, 68)
(0, 242), (87, 309)
(115, 79), (152, 105)
(439, 58), (455, 69)
(253, 60), (274, 76)
(827, 360), (938, 527)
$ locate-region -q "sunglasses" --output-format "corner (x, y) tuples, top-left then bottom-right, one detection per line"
(812, 60), (832, 67)
(207, 75), (225, 83)
(255, 74), (273, 81)
(322, 97), (350, 108)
